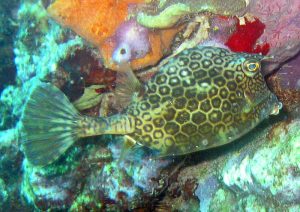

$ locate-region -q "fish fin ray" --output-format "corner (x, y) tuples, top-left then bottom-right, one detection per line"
(21, 83), (81, 167)
(114, 63), (144, 111)
(117, 135), (138, 163)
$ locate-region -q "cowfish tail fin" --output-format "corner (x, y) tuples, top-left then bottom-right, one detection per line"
(21, 83), (82, 167)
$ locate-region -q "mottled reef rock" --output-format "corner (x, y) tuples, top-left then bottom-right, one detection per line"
(0, 0), (19, 93)
(161, 118), (300, 211)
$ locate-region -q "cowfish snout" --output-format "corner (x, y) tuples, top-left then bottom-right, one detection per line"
(257, 91), (282, 120)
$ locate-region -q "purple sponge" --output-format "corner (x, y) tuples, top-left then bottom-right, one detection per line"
(112, 19), (150, 64)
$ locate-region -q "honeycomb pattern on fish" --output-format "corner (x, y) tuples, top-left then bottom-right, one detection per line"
(126, 46), (277, 156)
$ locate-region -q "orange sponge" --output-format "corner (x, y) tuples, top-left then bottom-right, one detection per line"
(48, 0), (183, 71)
(47, 0), (144, 46)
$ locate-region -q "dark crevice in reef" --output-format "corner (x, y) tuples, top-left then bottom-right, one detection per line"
(0, 1), (20, 94)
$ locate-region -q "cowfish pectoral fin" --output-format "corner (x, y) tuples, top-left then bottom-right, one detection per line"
(21, 83), (83, 167)
(114, 63), (144, 111)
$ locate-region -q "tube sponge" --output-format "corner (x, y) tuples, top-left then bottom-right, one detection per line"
(112, 19), (150, 64)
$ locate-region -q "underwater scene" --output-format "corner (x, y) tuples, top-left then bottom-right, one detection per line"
(0, 0), (300, 211)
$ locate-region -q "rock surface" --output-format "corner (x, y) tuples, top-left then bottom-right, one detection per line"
(161, 118), (300, 211)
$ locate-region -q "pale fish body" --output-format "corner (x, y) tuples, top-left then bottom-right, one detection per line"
(21, 46), (281, 166)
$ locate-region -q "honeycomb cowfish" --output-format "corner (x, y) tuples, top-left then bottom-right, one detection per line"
(21, 46), (282, 166)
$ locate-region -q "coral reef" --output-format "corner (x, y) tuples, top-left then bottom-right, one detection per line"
(0, 0), (300, 211)
(8, 0), (85, 119)
(0, 178), (8, 206)
(274, 54), (300, 90)
(222, 120), (300, 205)
(0, 0), (86, 210)
(264, 49), (300, 118)
(0, 125), (30, 210)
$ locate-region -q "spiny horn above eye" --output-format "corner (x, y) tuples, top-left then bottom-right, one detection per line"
(262, 55), (274, 61)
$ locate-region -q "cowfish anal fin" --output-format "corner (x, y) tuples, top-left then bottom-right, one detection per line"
(117, 135), (140, 163)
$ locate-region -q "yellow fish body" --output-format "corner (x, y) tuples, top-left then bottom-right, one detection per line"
(21, 46), (281, 166)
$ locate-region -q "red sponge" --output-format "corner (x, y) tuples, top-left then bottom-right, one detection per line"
(225, 17), (270, 55)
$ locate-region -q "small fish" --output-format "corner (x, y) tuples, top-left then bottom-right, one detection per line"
(21, 46), (281, 166)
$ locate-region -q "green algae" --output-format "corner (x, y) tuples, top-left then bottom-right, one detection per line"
(137, 0), (248, 28)
(137, 3), (191, 28)
(73, 85), (106, 110)
(70, 193), (102, 211)
(209, 188), (235, 211)
(0, 178), (8, 205)
(38, 146), (82, 176)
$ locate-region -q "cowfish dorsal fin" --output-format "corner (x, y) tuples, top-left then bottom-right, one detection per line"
(114, 63), (144, 111)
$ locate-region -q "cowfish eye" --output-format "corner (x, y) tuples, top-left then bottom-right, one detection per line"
(242, 59), (261, 76)
(247, 63), (259, 71)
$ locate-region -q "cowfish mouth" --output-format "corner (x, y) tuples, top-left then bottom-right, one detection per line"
(254, 70), (282, 119)
(260, 91), (282, 118)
